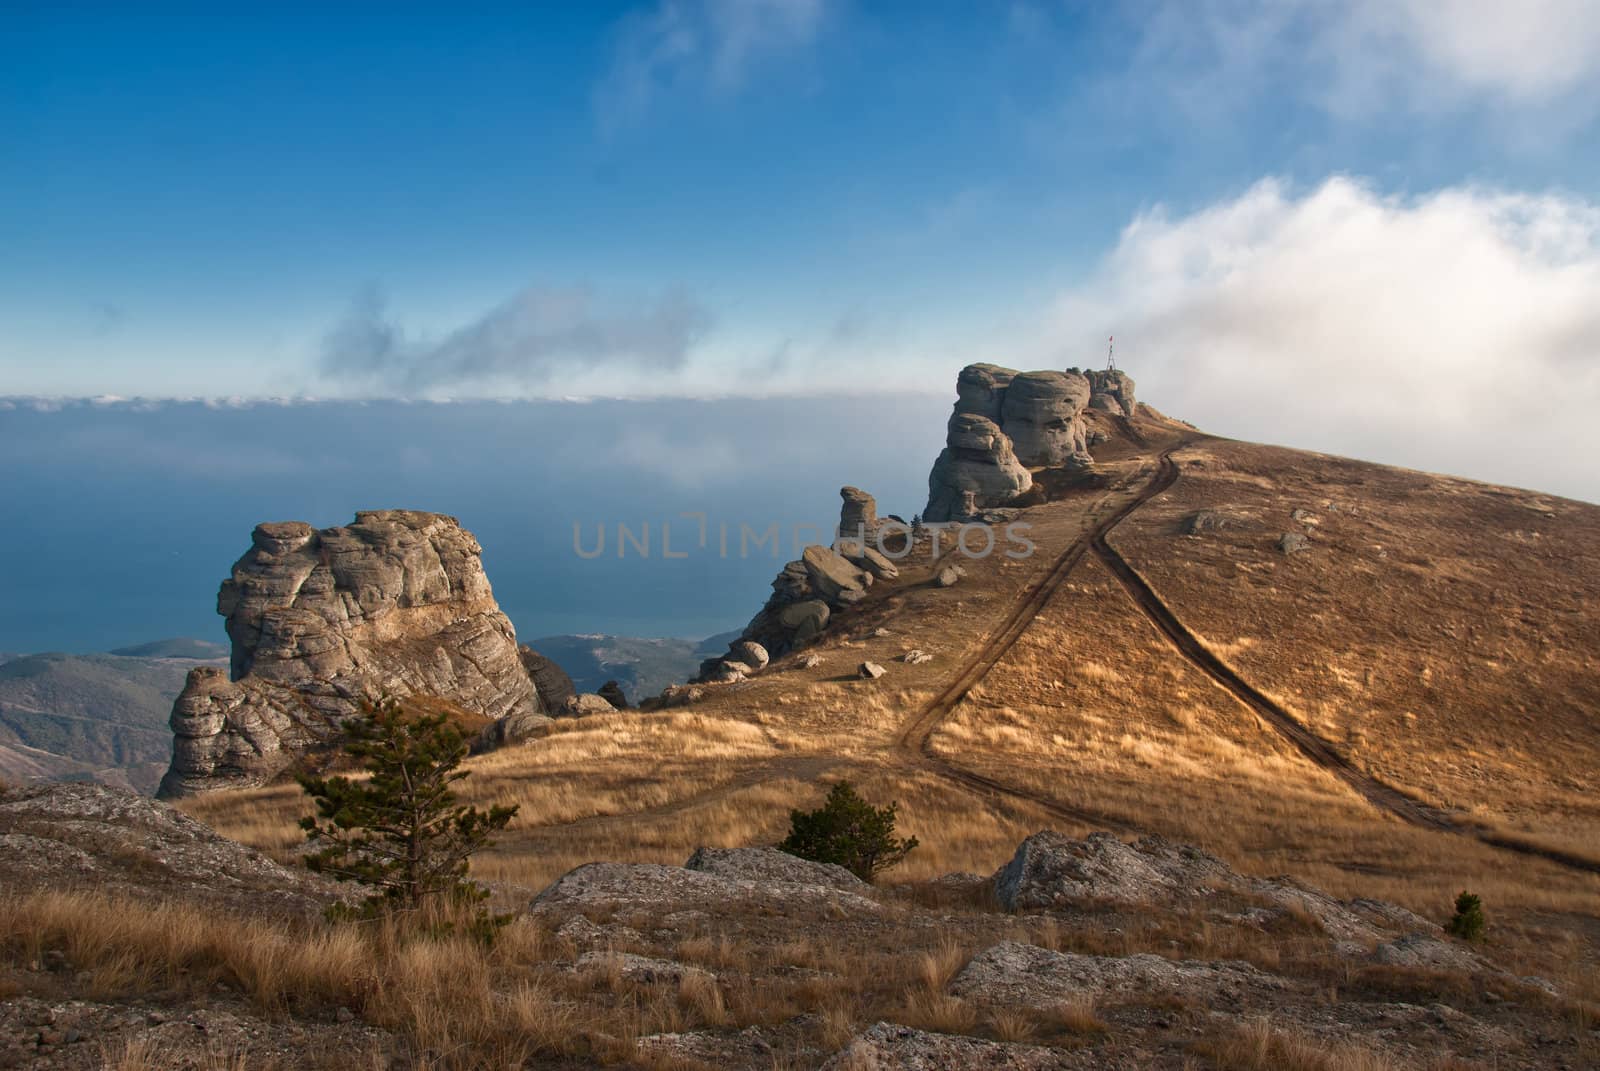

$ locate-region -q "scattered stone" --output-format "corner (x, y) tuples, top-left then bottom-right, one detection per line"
(577, 951), (712, 986)
(872, 627), (893, 638)
(531, 860), (880, 914)
(799, 653), (823, 669)
(597, 680), (631, 710)
(934, 565), (962, 588)
(901, 649), (933, 664)
(1277, 531), (1311, 555)
(1291, 508), (1318, 525)
(858, 662), (886, 680)
(1182, 510), (1229, 535)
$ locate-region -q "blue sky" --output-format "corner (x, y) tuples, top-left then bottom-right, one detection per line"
(5, 2), (1600, 497)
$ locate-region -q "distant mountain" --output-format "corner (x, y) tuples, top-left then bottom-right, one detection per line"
(529, 633), (733, 705)
(0, 641), (224, 794)
(108, 638), (229, 660)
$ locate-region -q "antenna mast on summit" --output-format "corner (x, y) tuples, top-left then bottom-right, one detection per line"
(1106, 335), (1116, 372)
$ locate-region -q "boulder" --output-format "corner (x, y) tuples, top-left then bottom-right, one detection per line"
(836, 539), (900, 580)
(1182, 510), (1229, 535)
(684, 846), (868, 892)
(925, 413), (1033, 523)
(858, 661), (886, 680)
(799, 653), (823, 669)
(838, 486), (879, 539)
(562, 693), (618, 717)
(993, 831), (1230, 911)
(802, 544), (871, 606)
(1000, 370), (1092, 468)
(778, 600), (831, 644)
(934, 565), (962, 588)
(597, 680), (631, 710)
(711, 661), (749, 684)
(159, 510), (543, 798)
(950, 942), (1285, 1009)
(1278, 531), (1311, 555)
(901, 649), (933, 665)
(519, 645), (576, 709)
(727, 641), (769, 672)
(1085, 368), (1137, 418)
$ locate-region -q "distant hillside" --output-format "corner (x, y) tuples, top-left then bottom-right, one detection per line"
(108, 638), (228, 660)
(529, 632), (735, 704)
(0, 641), (224, 794)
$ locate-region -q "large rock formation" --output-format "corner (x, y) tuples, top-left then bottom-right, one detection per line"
(159, 510), (547, 797)
(926, 363), (1101, 520)
(1085, 367), (1137, 417)
(925, 412), (1033, 522)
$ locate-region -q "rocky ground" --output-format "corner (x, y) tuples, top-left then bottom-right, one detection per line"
(2, 783), (1594, 1069)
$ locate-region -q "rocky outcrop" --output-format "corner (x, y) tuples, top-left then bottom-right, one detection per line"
(926, 363), (1101, 521)
(596, 680), (631, 709)
(925, 412), (1033, 522)
(1085, 368), (1137, 417)
(838, 486), (879, 539)
(683, 846), (867, 892)
(822, 1023), (1076, 1071)
(1001, 370), (1092, 468)
(159, 510), (546, 798)
(950, 942), (1286, 1008)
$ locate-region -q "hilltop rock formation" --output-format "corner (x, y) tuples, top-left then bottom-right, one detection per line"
(926, 363), (1101, 521)
(1085, 367), (1137, 417)
(159, 510), (547, 798)
(838, 486), (879, 539)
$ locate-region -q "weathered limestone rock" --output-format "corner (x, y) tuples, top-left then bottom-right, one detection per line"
(684, 846), (867, 892)
(520, 645), (576, 710)
(950, 942), (1285, 1009)
(778, 600), (830, 643)
(838, 486), (879, 539)
(1085, 368), (1137, 417)
(727, 641), (769, 672)
(1000, 370), (1092, 468)
(822, 1023), (1077, 1071)
(159, 510), (542, 798)
(953, 362), (1017, 422)
(1278, 531), (1311, 554)
(835, 539), (900, 580)
(858, 661), (886, 680)
(802, 544), (871, 605)
(925, 413), (1033, 522)
(563, 693), (618, 716)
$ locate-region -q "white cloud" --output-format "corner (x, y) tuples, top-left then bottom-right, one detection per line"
(1045, 176), (1600, 501)
(594, 0), (828, 132)
(1130, 1), (1600, 122)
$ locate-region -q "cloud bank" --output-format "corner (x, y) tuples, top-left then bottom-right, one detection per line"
(1048, 176), (1600, 501)
(319, 285), (715, 395)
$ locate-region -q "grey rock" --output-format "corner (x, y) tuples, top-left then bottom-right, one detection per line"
(901, 649), (933, 664)
(519, 645), (576, 709)
(1084, 368), (1137, 418)
(779, 600), (832, 644)
(1000, 370), (1092, 468)
(993, 830), (1231, 911)
(934, 565), (962, 588)
(576, 951), (712, 986)
(562, 693), (619, 716)
(803, 544), (872, 606)
(531, 860), (880, 914)
(597, 680), (631, 710)
(858, 661), (887, 679)
(822, 1022), (1081, 1070)
(160, 510), (542, 798)
(838, 486), (880, 539)
(925, 413), (1033, 523)
(799, 653), (824, 669)
(951, 941), (1285, 1008)
(1182, 510), (1229, 535)
(836, 539), (901, 581)
(1278, 531), (1311, 554)
(952, 362), (1017, 422)
(728, 640), (770, 672)
(684, 846), (868, 891)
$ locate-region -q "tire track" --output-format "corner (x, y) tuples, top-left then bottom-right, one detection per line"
(1091, 493), (1600, 876)
(894, 442), (1194, 830)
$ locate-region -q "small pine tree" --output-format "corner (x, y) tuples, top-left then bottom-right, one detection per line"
(1445, 890), (1485, 941)
(778, 780), (918, 883)
(298, 696), (517, 928)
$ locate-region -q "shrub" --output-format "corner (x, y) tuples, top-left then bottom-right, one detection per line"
(298, 696), (517, 931)
(778, 780), (918, 883)
(1445, 891), (1485, 942)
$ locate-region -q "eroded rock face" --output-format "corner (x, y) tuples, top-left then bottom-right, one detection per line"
(159, 510), (543, 798)
(1085, 368), (1137, 417)
(925, 413), (1033, 522)
(1001, 370), (1092, 468)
